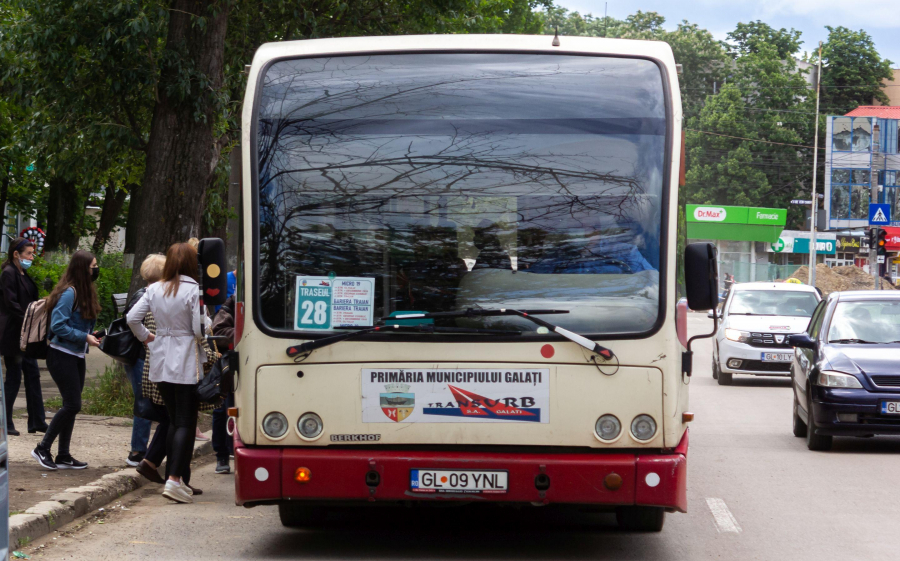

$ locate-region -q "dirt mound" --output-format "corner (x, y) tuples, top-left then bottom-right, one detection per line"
(788, 264), (895, 296)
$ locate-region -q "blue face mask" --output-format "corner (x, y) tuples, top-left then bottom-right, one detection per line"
(20, 259), (32, 270)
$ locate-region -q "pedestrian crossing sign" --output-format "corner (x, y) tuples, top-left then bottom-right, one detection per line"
(869, 204), (890, 226)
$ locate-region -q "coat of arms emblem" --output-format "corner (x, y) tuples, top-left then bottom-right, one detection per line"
(380, 383), (415, 422)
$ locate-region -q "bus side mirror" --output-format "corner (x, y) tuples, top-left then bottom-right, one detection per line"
(198, 237), (228, 307)
(685, 243), (719, 312)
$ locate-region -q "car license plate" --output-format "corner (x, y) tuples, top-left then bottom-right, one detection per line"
(761, 352), (792, 362)
(410, 469), (508, 494)
(880, 402), (900, 415)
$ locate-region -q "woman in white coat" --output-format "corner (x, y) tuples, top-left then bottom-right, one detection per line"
(127, 243), (204, 504)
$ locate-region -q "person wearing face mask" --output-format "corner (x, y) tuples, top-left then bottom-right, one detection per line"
(31, 250), (101, 470)
(0, 237), (47, 436)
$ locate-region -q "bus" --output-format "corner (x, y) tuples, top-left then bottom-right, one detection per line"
(219, 34), (717, 532)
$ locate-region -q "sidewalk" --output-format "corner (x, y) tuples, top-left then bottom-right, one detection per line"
(8, 410), (214, 513)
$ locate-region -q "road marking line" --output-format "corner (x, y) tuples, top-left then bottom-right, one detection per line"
(706, 498), (742, 534)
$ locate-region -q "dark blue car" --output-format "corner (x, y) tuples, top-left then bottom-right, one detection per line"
(788, 291), (900, 451)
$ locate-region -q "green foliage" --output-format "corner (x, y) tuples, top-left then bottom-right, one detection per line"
(81, 364), (134, 417)
(45, 364), (133, 417)
(685, 23), (818, 229)
(727, 21), (802, 60)
(27, 252), (133, 327)
(820, 26), (894, 113)
(541, 9), (729, 114)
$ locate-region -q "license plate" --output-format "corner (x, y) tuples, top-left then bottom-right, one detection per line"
(881, 402), (900, 415)
(410, 469), (508, 494)
(761, 352), (792, 362)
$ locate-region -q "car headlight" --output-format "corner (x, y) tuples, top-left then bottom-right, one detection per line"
(631, 414), (657, 441)
(595, 415), (622, 441)
(262, 412), (289, 439)
(818, 371), (863, 389)
(724, 328), (748, 342)
(298, 412), (324, 439)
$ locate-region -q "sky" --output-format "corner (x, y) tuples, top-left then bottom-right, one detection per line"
(554, 0), (900, 65)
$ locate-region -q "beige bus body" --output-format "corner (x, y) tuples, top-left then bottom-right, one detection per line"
(235, 34), (686, 453)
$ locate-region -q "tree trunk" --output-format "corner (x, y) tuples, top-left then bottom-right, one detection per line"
(124, 182), (142, 254)
(92, 181), (129, 255)
(44, 177), (82, 252)
(0, 169), (9, 238)
(128, 0), (229, 296)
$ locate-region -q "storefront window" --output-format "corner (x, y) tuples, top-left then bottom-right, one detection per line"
(831, 168), (871, 220)
(851, 185), (870, 219)
(852, 118), (872, 152)
(832, 117), (873, 153)
(832, 117), (851, 151)
(831, 185), (850, 219)
(832, 169), (850, 184)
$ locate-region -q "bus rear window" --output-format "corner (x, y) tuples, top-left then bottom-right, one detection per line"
(255, 53), (668, 336)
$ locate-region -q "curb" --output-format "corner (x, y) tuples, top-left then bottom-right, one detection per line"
(10, 430), (213, 548)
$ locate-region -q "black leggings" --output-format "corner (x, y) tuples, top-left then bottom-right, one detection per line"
(41, 348), (86, 457)
(156, 382), (198, 480)
(145, 413), (191, 484)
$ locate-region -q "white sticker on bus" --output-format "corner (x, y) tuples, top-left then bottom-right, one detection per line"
(361, 369), (550, 424)
(294, 276), (374, 330)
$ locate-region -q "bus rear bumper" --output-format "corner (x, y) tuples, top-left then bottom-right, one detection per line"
(234, 430), (688, 513)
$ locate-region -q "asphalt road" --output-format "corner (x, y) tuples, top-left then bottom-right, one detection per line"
(27, 314), (900, 560)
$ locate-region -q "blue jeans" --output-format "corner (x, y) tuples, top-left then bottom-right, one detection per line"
(127, 359), (152, 454)
(212, 393), (234, 461)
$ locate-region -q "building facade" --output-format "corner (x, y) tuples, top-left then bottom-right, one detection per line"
(824, 107), (900, 230)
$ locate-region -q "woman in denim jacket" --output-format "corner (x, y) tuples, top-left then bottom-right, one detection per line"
(31, 250), (101, 471)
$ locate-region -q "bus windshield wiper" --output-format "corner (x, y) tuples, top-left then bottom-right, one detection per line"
(286, 324), (521, 360)
(392, 308), (615, 360)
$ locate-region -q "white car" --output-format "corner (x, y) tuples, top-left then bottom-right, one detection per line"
(712, 282), (821, 385)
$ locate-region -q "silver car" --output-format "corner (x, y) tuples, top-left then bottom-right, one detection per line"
(712, 282), (821, 385)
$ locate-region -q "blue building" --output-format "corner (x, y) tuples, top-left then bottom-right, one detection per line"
(824, 106), (900, 231)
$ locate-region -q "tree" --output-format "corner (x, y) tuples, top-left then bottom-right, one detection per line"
(543, 10), (729, 116)
(1, 0), (158, 252)
(684, 29), (814, 228)
(727, 21), (802, 61)
(820, 26), (894, 113)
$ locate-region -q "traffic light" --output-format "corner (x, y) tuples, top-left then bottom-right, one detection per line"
(876, 228), (888, 256)
(869, 228), (878, 249)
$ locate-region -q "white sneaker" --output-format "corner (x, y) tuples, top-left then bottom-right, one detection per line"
(183, 482), (193, 496)
(162, 480), (193, 504)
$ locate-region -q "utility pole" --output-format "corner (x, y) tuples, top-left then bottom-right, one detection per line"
(604, 3), (608, 38)
(809, 42), (823, 288)
(871, 122), (882, 289)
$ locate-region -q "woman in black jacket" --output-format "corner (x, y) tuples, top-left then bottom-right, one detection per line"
(0, 237), (47, 436)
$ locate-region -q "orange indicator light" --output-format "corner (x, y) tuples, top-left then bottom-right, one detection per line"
(295, 467), (311, 483)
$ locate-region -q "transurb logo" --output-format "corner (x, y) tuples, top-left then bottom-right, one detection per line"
(380, 383), (415, 422)
(693, 207), (727, 222)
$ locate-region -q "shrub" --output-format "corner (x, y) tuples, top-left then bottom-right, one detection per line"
(81, 364), (134, 417)
(27, 251), (133, 328)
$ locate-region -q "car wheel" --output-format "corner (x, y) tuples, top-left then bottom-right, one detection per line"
(616, 506), (666, 532)
(792, 392), (807, 437)
(278, 503), (326, 528)
(717, 370), (732, 385)
(806, 394), (832, 451)
(711, 355), (719, 380)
